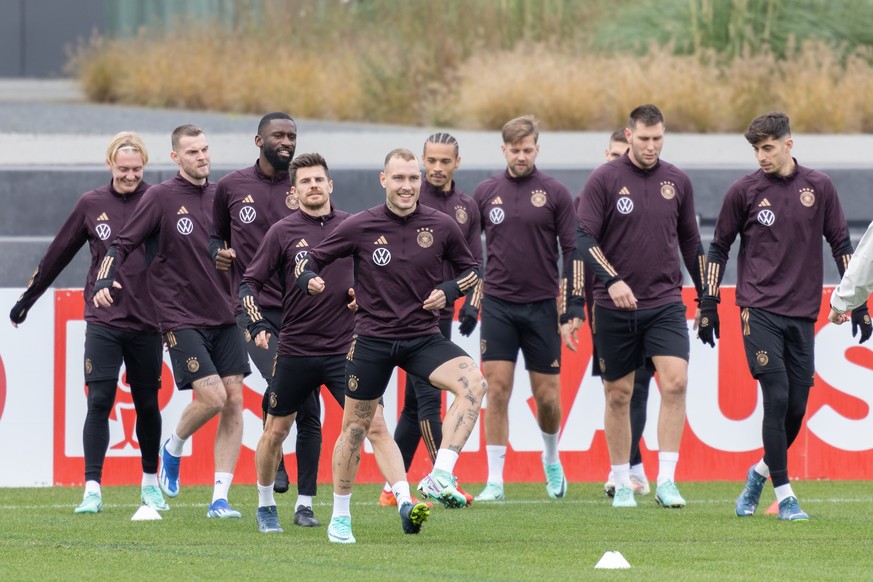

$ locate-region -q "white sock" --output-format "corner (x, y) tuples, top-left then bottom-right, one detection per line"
(391, 481), (412, 509)
(541, 430), (560, 465)
(296, 494), (313, 509)
(630, 463), (647, 481)
(142, 473), (158, 488)
(212, 472), (233, 503)
(258, 482), (276, 508)
(85, 480), (101, 496)
(434, 448), (459, 475)
(774, 483), (795, 503)
(657, 451), (679, 486)
(166, 432), (186, 457)
(486, 445), (506, 485)
(333, 493), (351, 518)
(612, 463), (632, 489)
(382, 482), (392, 494)
(754, 459), (770, 479)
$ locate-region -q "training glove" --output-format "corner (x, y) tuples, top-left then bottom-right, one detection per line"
(458, 303), (479, 337)
(697, 296), (720, 347)
(851, 305), (872, 344)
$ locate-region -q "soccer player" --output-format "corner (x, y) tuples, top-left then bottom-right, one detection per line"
(210, 112), (322, 527)
(830, 220), (873, 323)
(587, 130), (654, 498)
(473, 115), (577, 502)
(699, 112), (872, 521)
(574, 104), (706, 509)
(9, 132), (167, 514)
(241, 152), (423, 534)
(295, 148), (486, 544)
(379, 132), (481, 508)
(93, 125), (251, 519)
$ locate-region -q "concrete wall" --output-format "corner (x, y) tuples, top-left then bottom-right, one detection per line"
(3, 165), (869, 293)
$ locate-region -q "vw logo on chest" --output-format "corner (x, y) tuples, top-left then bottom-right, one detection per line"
(372, 247), (392, 266)
(757, 209), (775, 227)
(95, 223), (112, 241)
(489, 207), (505, 224)
(177, 217), (194, 235)
(239, 205), (257, 224)
(616, 196), (634, 214)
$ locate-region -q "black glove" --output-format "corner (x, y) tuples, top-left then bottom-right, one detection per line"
(697, 296), (719, 347)
(458, 303), (479, 337)
(851, 305), (872, 344)
(10, 301), (29, 325)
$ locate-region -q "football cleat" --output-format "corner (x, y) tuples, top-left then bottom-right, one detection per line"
(379, 488), (397, 506)
(655, 480), (687, 508)
(257, 505), (284, 533)
(417, 472), (467, 508)
(293, 505), (320, 527)
(735, 464), (767, 517)
(604, 471), (616, 498)
(207, 499), (241, 519)
(274, 458), (290, 494)
(327, 516), (356, 544)
(612, 486), (637, 508)
(543, 456), (568, 499)
(630, 474), (651, 496)
(141, 485), (169, 511)
(474, 482), (505, 502)
(454, 480), (474, 507)
(74, 492), (103, 514)
(399, 501), (430, 534)
(158, 439), (181, 498)
(777, 497), (809, 522)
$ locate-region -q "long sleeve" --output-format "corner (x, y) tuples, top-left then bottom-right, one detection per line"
(831, 221), (873, 313)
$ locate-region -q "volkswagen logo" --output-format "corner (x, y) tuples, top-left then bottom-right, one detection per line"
(616, 196), (634, 214)
(239, 205), (257, 224)
(757, 209), (775, 226)
(372, 247), (392, 266)
(489, 207), (505, 224)
(177, 217), (194, 235)
(294, 250), (309, 264)
(95, 223), (112, 241)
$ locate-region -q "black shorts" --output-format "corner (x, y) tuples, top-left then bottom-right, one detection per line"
(740, 307), (815, 386)
(345, 333), (469, 400)
(84, 323), (162, 388)
(404, 318), (452, 419)
(164, 325), (251, 390)
(235, 310), (282, 386)
(480, 295), (561, 374)
(270, 354), (345, 416)
(592, 302), (689, 381)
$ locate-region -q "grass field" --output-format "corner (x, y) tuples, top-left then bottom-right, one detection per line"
(2, 481), (872, 581)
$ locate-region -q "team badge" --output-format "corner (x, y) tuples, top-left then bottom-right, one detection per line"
(531, 189), (547, 207)
(489, 207), (505, 225)
(85, 358), (93, 375)
(756, 351), (769, 367)
(616, 197), (634, 214)
(480, 339), (486, 355)
(417, 228), (434, 248)
(455, 206), (468, 224)
(757, 209), (775, 227)
(701, 316), (710, 327)
(285, 192), (299, 210)
(244, 329), (251, 342)
(865, 315), (872, 325)
(295, 250), (308, 264)
(660, 182), (676, 200)
(187, 357), (200, 373)
(270, 391), (278, 409)
(799, 188), (815, 207)
(599, 358), (606, 374)
(177, 217), (194, 235)
(95, 223), (112, 241)
(372, 247), (391, 266)
(239, 205), (257, 224)
(348, 374), (359, 392)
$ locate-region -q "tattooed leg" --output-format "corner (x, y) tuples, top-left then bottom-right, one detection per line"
(332, 396), (378, 495)
(429, 356), (486, 453)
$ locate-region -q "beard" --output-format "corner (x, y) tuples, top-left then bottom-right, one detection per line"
(264, 145), (294, 173)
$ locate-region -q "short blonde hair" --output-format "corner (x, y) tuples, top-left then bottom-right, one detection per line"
(106, 131), (149, 166)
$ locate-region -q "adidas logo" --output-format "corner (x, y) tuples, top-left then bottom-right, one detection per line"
(758, 198), (771, 207)
(492, 196), (503, 205)
(177, 206), (189, 215)
(296, 239), (309, 248)
(97, 212), (109, 221)
(618, 186), (630, 196)
(242, 195), (254, 203)
(551, 359), (560, 368)
(374, 236), (388, 245)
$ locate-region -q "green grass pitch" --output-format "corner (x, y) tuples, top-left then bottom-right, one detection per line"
(2, 481), (872, 581)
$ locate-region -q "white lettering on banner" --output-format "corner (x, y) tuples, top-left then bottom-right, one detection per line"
(0, 289), (53, 486)
(64, 320), (192, 457)
(808, 323), (873, 451)
(685, 323), (764, 452)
